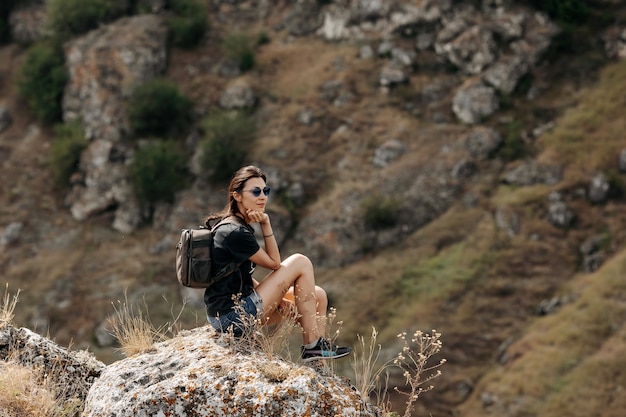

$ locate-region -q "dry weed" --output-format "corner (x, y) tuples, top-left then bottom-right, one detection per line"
(107, 293), (187, 357)
(108, 298), (161, 357)
(351, 327), (395, 411)
(1, 284), (20, 323)
(225, 296), (298, 363)
(394, 330), (446, 417)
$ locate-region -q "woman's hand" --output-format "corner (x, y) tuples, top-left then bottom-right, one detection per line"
(246, 209), (269, 225)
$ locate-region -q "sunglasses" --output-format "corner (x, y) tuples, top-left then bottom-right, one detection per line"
(241, 186), (271, 197)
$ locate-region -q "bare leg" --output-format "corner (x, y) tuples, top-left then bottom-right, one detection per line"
(255, 253), (321, 344)
(264, 286), (327, 332)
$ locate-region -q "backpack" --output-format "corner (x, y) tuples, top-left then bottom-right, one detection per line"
(175, 219), (242, 288)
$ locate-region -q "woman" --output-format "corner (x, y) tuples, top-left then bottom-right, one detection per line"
(204, 165), (351, 362)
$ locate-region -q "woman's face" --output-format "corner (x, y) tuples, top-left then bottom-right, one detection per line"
(236, 177), (269, 213)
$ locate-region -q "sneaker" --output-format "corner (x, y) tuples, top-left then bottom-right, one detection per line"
(301, 337), (352, 362)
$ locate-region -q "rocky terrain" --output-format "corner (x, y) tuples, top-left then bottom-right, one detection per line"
(2, 0), (626, 416)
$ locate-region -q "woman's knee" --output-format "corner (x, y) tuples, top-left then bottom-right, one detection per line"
(284, 253), (313, 272)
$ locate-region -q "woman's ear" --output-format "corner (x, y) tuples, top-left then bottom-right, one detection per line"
(233, 191), (241, 202)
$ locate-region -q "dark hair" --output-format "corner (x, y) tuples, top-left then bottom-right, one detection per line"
(204, 165), (267, 226)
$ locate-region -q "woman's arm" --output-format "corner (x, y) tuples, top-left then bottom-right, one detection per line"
(247, 210), (281, 270)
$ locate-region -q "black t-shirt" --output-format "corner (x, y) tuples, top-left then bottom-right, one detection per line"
(204, 221), (260, 315)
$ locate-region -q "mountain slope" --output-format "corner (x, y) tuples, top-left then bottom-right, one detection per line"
(1, 2), (626, 416)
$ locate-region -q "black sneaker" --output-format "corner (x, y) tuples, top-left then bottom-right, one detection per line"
(301, 338), (352, 362)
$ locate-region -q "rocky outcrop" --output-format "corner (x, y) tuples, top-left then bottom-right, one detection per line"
(315, 1), (558, 123)
(1, 323), (377, 417)
(83, 326), (378, 417)
(62, 14), (168, 233)
(62, 14), (168, 142)
(0, 322), (105, 410)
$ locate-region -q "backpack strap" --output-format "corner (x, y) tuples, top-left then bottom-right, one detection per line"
(209, 216), (246, 282)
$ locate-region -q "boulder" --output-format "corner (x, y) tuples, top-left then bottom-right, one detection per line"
(82, 327), (379, 417)
(452, 79), (499, 124)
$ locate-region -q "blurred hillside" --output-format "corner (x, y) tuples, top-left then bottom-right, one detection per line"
(1, 1), (626, 416)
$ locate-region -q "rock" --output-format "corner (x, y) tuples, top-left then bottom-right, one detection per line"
(451, 158), (477, 179)
(547, 200), (575, 229)
(495, 207), (520, 237)
(358, 44), (375, 59)
(0, 107), (12, 133)
(94, 320), (117, 348)
(483, 54), (530, 94)
(63, 14), (168, 142)
(67, 140), (142, 233)
(296, 108), (315, 125)
(8, 1), (48, 45)
(509, 11), (560, 66)
(487, 7), (528, 41)
(603, 26), (626, 60)
(436, 25), (497, 74)
(452, 79), (499, 124)
(464, 126), (503, 159)
(379, 65), (408, 87)
(283, 0), (324, 36)
(82, 327), (378, 417)
(0, 222), (23, 246)
(588, 172), (610, 204)
(372, 139), (407, 167)
(536, 297), (562, 315)
(502, 161), (562, 186)
(219, 83), (257, 109)
(390, 47), (416, 67)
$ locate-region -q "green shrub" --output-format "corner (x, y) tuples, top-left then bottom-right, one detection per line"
(47, 0), (129, 38)
(50, 122), (88, 188)
(18, 40), (68, 124)
(526, 0), (590, 25)
(498, 120), (526, 162)
(129, 140), (188, 208)
(222, 32), (255, 72)
(167, 0), (208, 48)
(362, 194), (402, 231)
(127, 79), (192, 138)
(199, 111), (256, 183)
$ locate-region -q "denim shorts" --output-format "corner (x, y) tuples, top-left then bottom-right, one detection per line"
(207, 291), (264, 336)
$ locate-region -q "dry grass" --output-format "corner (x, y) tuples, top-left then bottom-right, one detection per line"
(538, 59), (626, 181)
(0, 362), (56, 417)
(1, 284), (20, 323)
(107, 295), (171, 357)
(457, 247), (626, 417)
(351, 327), (396, 412)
